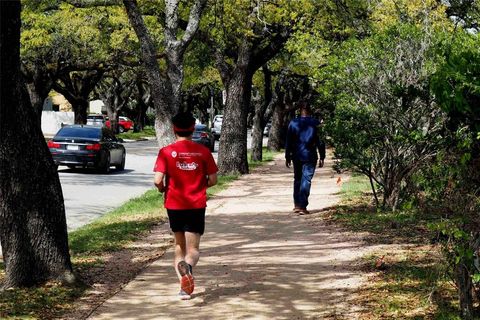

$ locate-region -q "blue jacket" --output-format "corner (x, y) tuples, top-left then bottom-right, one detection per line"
(285, 116), (325, 162)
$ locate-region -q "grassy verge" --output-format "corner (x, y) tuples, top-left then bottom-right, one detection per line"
(326, 173), (459, 319)
(0, 149), (278, 319)
(117, 126), (155, 140)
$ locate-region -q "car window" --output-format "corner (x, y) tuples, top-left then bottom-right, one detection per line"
(56, 127), (101, 139)
(195, 125), (207, 132)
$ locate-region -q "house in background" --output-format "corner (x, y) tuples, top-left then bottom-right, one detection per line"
(41, 94), (105, 137)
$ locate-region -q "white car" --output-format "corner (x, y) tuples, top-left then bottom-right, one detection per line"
(211, 115), (223, 140)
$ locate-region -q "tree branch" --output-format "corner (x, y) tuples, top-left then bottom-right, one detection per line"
(179, 0), (207, 49)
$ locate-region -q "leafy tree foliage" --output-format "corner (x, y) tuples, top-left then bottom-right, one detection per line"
(327, 23), (447, 210)
(95, 66), (137, 133)
(21, 2), (138, 123)
(123, 0), (207, 146)
(420, 30), (480, 319)
(201, 0), (369, 174)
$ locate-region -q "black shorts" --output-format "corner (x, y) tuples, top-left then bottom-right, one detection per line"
(167, 208), (206, 235)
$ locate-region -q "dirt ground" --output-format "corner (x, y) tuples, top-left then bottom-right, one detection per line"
(66, 154), (383, 320)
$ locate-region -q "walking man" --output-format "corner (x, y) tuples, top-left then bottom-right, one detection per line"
(285, 100), (325, 215)
(154, 112), (218, 300)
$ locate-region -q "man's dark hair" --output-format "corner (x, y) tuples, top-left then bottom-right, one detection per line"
(172, 112), (195, 137)
(297, 99), (312, 114)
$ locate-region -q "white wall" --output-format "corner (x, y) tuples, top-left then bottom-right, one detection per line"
(89, 100), (104, 114)
(41, 111), (74, 136)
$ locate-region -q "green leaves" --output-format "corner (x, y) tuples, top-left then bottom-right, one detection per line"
(431, 31), (480, 133)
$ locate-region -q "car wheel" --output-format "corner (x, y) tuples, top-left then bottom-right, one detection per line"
(67, 165), (76, 169)
(116, 151), (126, 171)
(118, 125), (125, 133)
(100, 152), (111, 174)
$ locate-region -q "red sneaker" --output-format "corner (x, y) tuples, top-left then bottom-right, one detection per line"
(178, 261), (194, 295)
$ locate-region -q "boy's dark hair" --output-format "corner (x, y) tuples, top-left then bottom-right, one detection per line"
(172, 112), (196, 137)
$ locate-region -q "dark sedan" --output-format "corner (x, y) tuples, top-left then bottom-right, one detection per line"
(192, 124), (215, 151)
(48, 125), (126, 173)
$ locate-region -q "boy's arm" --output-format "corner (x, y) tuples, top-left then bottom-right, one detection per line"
(316, 130), (326, 168)
(285, 123), (293, 167)
(154, 171), (166, 192)
(207, 173), (217, 187)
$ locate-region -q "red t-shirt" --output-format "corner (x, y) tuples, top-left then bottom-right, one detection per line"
(154, 140), (218, 210)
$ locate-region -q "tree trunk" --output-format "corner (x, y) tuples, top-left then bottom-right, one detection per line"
(25, 82), (46, 126)
(455, 262), (474, 319)
(267, 101), (286, 151)
(24, 69), (54, 126)
(123, 0), (175, 146)
(106, 107), (119, 134)
(251, 66), (272, 162)
(217, 72), (251, 175)
(135, 76), (150, 132)
(53, 70), (103, 125)
(0, 0), (74, 288)
(124, 0), (206, 147)
(71, 99), (89, 125)
(251, 109), (265, 162)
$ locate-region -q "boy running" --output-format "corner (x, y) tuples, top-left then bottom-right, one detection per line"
(154, 112), (218, 300)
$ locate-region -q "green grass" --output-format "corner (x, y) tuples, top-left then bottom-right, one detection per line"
(329, 172), (460, 319)
(358, 249), (460, 319)
(0, 282), (86, 320)
(248, 148), (277, 169)
(69, 189), (165, 254)
(117, 126), (155, 140)
(340, 173), (372, 199)
(0, 150), (277, 319)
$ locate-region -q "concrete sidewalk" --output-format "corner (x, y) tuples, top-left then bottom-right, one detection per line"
(89, 154), (368, 319)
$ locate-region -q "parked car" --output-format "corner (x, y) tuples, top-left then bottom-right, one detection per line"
(86, 114), (106, 126)
(263, 121), (272, 136)
(192, 124), (215, 151)
(48, 125), (126, 173)
(105, 116), (134, 133)
(251, 121), (272, 136)
(211, 115), (223, 140)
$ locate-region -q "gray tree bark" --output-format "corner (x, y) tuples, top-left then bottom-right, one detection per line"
(0, 0), (74, 288)
(96, 73), (134, 133)
(455, 262), (474, 319)
(215, 9), (291, 174)
(217, 56), (252, 174)
(22, 65), (55, 126)
(251, 65), (272, 162)
(267, 99), (286, 151)
(123, 0), (206, 147)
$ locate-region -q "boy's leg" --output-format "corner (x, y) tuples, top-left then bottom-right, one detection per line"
(184, 231), (201, 268)
(173, 231), (187, 281)
(177, 232), (199, 297)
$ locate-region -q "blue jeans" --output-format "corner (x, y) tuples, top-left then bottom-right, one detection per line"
(293, 161), (316, 209)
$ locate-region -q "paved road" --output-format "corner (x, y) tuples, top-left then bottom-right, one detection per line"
(59, 139), (162, 231)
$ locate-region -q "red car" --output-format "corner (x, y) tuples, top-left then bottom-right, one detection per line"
(105, 116), (134, 133)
